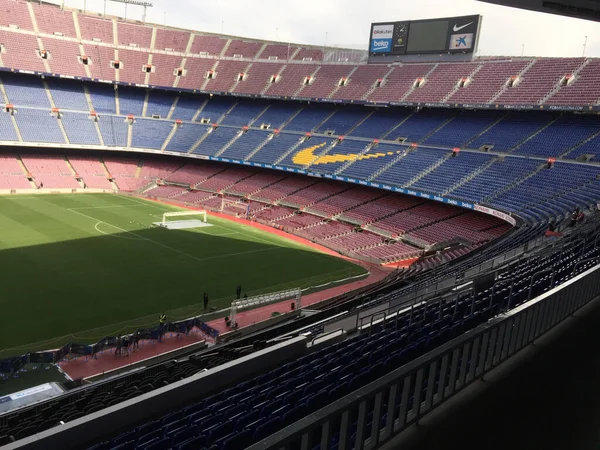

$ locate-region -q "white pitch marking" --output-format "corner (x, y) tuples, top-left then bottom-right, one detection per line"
(68, 208), (282, 263)
(118, 195), (285, 247)
(94, 221), (144, 240)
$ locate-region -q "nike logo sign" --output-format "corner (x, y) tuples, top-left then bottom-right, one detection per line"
(453, 22), (473, 32)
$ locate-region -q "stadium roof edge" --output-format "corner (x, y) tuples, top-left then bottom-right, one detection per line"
(479, 0), (600, 21)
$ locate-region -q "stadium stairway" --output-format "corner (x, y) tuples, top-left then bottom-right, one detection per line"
(64, 157), (83, 188)
(191, 99), (210, 122)
(509, 114), (562, 153)
(115, 85), (121, 115)
(243, 134), (274, 161)
(166, 97), (178, 119)
(141, 91), (150, 117)
(419, 114), (457, 143)
(134, 160), (144, 179)
(15, 156), (36, 188)
(278, 107), (304, 131)
(367, 150), (409, 181)
(444, 156), (498, 195)
(161, 123), (179, 151)
(404, 152), (452, 188)
(333, 142), (374, 175)
(400, 64), (439, 101)
(541, 58), (590, 104)
(463, 113), (509, 148)
(188, 128), (212, 154)
(485, 162), (548, 203)
(272, 136), (305, 165)
(214, 129), (243, 157)
(489, 59), (537, 102)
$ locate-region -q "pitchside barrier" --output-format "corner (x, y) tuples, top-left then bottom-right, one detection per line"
(248, 262), (600, 450)
(0, 318), (219, 375)
(229, 289), (302, 328)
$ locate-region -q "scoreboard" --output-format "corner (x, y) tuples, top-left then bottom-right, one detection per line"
(369, 15), (482, 56)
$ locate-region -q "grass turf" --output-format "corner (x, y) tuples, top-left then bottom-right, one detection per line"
(0, 194), (366, 355)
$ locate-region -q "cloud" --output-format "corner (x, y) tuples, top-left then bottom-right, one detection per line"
(62, 0), (598, 57)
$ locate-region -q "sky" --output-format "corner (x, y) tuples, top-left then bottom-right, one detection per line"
(58, 0), (600, 57)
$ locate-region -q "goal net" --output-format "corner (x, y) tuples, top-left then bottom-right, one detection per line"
(221, 198), (250, 219)
(154, 210), (211, 230)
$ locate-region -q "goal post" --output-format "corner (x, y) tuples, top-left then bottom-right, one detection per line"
(162, 210), (207, 225)
(221, 197), (250, 219)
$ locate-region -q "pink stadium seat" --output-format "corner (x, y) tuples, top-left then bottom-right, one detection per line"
(366, 64), (435, 102)
(293, 48), (323, 61)
(204, 60), (251, 93)
(224, 40), (263, 59)
(44, 38), (87, 78)
(494, 58), (585, 105)
(225, 172), (287, 196)
(0, 0), (34, 31)
(250, 177), (316, 203)
(190, 35), (228, 56)
(405, 62), (481, 103)
(81, 44), (116, 80)
(32, 3), (77, 38)
(148, 53), (181, 87)
(195, 167), (255, 192)
(296, 65), (352, 99)
(177, 58), (216, 90)
(117, 22), (152, 48)
(117, 48), (150, 85)
(262, 64), (318, 97)
(68, 155), (113, 189)
(259, 44), (299, 61)
(78, 15), (114, 44)
(0, 155), (31, 189)
(448, 60), (530, 104)
(332, 65), (390, 101)
(154, 28), (190, 52)
(233, 62), (285, 95)
(21, 154), (79, 188)
(164, 163), (225, 186)
(0, 31), (46, 72)
(546, 60), (600, 106)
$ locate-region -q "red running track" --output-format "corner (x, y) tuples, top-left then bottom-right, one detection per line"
(59, 197), (397, 380)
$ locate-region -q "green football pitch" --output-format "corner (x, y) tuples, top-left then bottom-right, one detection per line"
(0, 194), (366, 355)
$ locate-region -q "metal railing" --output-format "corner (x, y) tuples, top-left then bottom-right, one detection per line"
(248, 262), (600, 450)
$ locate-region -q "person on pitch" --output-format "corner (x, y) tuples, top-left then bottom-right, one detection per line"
(236, 284), (242, 299)
(115, 335), (122, 356)
(203, 292), (209, 311)
(132, 331), (140, 352)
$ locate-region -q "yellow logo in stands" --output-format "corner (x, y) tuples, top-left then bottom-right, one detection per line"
(292, 143), (404, 166)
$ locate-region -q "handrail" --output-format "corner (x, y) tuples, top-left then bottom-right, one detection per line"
(310, 328), (344, 346)
(490, 277), (514, 311)
(573, 257), (600, 276)
(527, 268), (556, 302)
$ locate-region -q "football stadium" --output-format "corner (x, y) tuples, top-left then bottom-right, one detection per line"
(0, 0), (599, 448)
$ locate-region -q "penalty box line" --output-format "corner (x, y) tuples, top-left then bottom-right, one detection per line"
(120, 196), (287, 249)
(67, 208), (281, 263)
